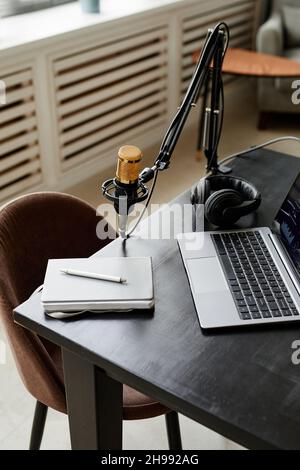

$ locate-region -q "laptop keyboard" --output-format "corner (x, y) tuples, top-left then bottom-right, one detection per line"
(211, 231), (299, 321)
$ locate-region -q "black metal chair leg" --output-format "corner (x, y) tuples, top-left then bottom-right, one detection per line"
(165, 411), (182, 450)
(29, 401), (48, 450)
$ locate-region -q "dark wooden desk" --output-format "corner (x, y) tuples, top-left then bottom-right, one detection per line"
(15, 149), (300, 450)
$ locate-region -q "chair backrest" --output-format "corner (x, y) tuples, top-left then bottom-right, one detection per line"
(271, 0), (300, 49)
(0, 192), (114, 412)
(272, 0), (300, 12)
(259, 0), (271, 24)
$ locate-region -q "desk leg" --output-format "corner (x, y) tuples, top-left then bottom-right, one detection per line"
(62, 349), (123, 450)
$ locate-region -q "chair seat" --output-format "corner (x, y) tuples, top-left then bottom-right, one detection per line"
(123, 385), (169, 420)
(284, 47), (300, 62)
(193, 47), (300, 77)
(273, 48), (300, 93)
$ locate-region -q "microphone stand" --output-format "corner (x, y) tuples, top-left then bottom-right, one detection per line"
(102, 23), (230, 239)
(204, 30), (231, 174)
(140, 22), (230, 184)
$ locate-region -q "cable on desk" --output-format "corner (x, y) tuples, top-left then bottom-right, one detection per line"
(219, 136), (300, 166)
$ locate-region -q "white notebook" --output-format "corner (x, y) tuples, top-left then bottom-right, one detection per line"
(41, 257), (154, 312)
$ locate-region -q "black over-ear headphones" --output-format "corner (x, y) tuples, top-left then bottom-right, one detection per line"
(191, 175), (262, 227)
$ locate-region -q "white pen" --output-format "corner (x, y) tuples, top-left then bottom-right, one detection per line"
(60, 268), (127, 284)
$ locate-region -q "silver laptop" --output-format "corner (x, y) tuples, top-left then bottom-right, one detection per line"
(178, 173), (300, 329)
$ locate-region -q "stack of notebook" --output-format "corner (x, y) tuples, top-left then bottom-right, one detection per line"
(41, 257), (154, 313)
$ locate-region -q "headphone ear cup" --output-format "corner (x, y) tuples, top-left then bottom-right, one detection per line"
(205, 189), (244, 227)
(191, 177), (210, 205)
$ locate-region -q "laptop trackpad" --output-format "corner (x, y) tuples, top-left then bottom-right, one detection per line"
(186, 257), (229, 294)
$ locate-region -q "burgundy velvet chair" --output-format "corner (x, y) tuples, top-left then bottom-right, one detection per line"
(0, 192), (181, 450)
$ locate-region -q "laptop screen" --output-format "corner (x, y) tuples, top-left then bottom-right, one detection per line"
(274, 172), (300, 274)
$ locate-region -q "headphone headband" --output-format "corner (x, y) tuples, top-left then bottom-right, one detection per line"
(206, 175), (261, 202)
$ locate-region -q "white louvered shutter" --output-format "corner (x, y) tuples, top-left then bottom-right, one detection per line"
(0, 67), (42, 201)
(52, 25), (169, 172)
